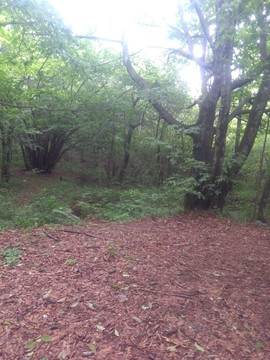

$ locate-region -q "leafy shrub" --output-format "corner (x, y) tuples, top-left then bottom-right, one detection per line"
(15, 189), (80, 227)
(75, 187), (182, 221)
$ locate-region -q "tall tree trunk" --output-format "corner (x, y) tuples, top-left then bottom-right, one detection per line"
(1, 137), (12, 182)
(251, 115), (269, 221)
(0, 123), (14, 182)
(257, 173), (270, 223)
(122, 0), (268, 212)
(118, 124), (137, 184)
(215, 66), (270, 209)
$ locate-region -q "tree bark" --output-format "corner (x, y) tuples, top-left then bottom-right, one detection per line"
(215, 66), (270, 209)
(257, 173), (270, 223)
(118, 124), (138, 184)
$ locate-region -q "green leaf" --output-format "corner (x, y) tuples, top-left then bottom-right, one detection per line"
(40, 335), (52, 343)
(194, 342), (205, 352)
(87, 343), (96, 353)
(255, 342), (265, 349)
(25, 340), (37, 350)
(96, 325), (105, 331)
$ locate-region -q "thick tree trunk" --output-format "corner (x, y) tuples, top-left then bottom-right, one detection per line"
(184, 81), (220, 210)
(215, 67), (270, 209)
(122, 1), (269, 212)
(257, 173), (270, 223)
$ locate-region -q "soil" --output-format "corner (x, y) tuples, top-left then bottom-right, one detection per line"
(0, 212), (269, 360)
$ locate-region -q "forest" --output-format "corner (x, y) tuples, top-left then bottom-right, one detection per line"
(0, 1), (270, 359)
(0, 0), (269, 227)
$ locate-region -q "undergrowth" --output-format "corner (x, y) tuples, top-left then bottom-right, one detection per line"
(0, 175), (183, 229)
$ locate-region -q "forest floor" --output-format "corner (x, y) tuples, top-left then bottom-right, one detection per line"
(0, 212), (270, 360)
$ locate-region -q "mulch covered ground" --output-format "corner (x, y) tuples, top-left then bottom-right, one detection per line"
(0, 212), (269, 360)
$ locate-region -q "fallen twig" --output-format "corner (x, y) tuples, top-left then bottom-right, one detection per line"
(44, 231), (61, 241)
(57, 229), (97, 237)
(57, 228), (111, 241)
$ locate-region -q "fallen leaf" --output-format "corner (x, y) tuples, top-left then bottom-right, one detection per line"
(43, 289), (52, 299)
(70, 302), (79, 308)
(87, 342), (97, 353)
(142, 303), (152, 310)
(114, 329), (120, 337)
(39, 335), (52, 343)
(97, 325), (105, 331)
(87, 302), (96, 310)
(167, 345), (177, 352)
(24, 340), (36, 350)
(244, 324), (252, 331)
(57, 297), (66, 303)
(194, 342), (205, 352)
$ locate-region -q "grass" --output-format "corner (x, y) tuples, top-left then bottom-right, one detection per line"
(0, 173), (183, 230)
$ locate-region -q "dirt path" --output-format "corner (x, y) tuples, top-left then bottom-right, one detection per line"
(0, 213), (269, 359)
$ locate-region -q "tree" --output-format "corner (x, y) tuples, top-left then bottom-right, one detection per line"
(0, 0), (76, 179)
(123, 0), (270, 210)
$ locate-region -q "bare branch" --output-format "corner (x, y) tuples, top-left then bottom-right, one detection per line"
(76, 35), (121, 44)
(168, 47), (211, 69)
(190, 0), (214, 49)
(178, 5), (194, 56)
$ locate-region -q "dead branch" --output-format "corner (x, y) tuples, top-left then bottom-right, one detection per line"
(57, 229), (97, 237)
(57, 228), (111, 241)
(44, 231), (61, 241)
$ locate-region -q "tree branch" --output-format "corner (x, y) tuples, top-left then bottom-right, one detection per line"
(231, 77), (254, 91)
(229, 97), (253, 121)
(76, 35), (121, 44)
(168, 48), (211, 69)
(190, 0), (214, 49)
(122, 40), (193, 131)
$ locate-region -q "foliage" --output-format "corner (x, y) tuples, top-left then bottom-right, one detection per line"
(65, 258), (76, 266)
(2, 248), (21, 266)
(20, 189), (80, 227)
(0, 0), (269, 217)
(0, 175), (183, 229)
(73, 187), (183, 222)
